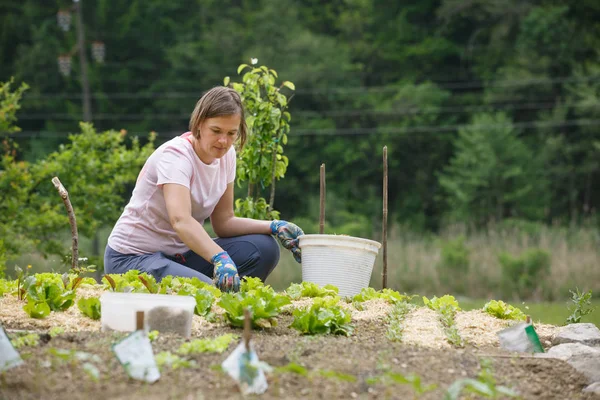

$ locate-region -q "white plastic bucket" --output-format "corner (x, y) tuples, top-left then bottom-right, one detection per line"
(298, 234), (382, 298)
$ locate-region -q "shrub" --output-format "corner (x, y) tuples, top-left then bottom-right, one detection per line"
(499, 248), (550, 300)
(438, 236), (470, 293)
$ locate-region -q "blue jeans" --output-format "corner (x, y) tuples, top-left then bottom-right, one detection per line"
(104, 234), (280, 284)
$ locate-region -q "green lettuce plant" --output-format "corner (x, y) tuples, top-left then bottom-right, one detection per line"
(218, 278), (290, 328)
(483, 300), (526, 321)
(290, 297), (353, 336)
(22, 274), (79, 318)
(77, 297), (101, 320)
(286, 281), (339, 300)
(177, 334), (238, 355)
(353, 287), (414, 304)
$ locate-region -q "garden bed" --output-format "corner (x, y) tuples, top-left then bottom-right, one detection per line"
(0, 284), (597, 399)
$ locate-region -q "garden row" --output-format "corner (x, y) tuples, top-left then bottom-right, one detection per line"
(0, 269), (536, 342)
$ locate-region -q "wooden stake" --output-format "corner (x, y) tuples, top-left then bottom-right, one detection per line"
(382, 146), (388, 289)
(136, 311), (145, 331)
(243, 309), (251, 351)
(319, 163), (326, 234)
(52, 177), (79, 270)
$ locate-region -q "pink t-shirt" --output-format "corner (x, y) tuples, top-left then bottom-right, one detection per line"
(108, 132), (236, 255)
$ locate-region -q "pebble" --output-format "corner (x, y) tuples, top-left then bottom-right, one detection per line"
(350, 392), (358, 398)
(301, 388), (310, 395)
(461, 370), (467, 376)
(447, 369), (455, 374)
(401, 363), (407, 368)
(392, 358), (399, 364)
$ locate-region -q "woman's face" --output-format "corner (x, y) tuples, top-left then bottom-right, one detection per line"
(195, 114), (241, 164)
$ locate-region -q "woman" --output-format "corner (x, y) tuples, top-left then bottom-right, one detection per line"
(104, 86), (304, 292)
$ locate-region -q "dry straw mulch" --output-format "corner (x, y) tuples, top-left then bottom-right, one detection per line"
(0, 289), (560, 348)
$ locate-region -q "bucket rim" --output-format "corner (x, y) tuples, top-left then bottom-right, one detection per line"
(298, 234), (382, 249)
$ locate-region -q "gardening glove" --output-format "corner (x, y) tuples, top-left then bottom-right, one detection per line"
(270, 220), (304, 263)
(211, 251), (240, 292)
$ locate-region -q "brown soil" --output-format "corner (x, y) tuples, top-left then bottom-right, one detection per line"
(1, 291), (598, 400)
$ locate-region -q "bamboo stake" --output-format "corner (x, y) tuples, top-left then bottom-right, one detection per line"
(52, 177), (79, 270)
(382, 146), (388, 289)
(319, 163), (326, 234)
(243, 308), (251, 351)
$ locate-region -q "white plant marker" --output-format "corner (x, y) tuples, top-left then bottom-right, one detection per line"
(0, 326), (23, 371)
(112, 311), (160, 383)
(222, 309), (271, 395)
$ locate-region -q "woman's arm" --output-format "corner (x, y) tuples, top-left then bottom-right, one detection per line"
(210, 183), (271, 237)
(163, 183), (223, 261)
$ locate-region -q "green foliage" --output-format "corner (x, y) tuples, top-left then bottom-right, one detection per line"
(228, 62), (293, 218)
(352, 287), (413, 304)
(566, 288), (595, 324)
(423, 295), (464, 347)
(48, 326), (64, 338)
(499, 248), (551, 299)
(367, 371), (437, 396)
(0, 278), (17, 296)
(290, 297), (353, 336)
(148, 330), (159, 342)
(218, 278), (290, 329)
(77, 297), (101, 320)
(48, 348), (102, 382)
(177, 334), (237, 355)
(386, 302), (413, 342)
(234, 197), (280, 220)
(483, 300), (526, 321)
(423, 295), (461, 313)
(439, 112), (548, 224)
(22, 274), (77, 318)
(445, 359), (520, 399)
(0, 120), (156, 267)
(438, 236), (470, 293)
(286, 281), (339, 300)
(10, 333), (40, 349)
(155, 351), (196, 370)
(0, 78), (28, 135)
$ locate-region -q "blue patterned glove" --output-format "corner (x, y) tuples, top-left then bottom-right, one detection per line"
(211, 251), (240, 292)
(270, 220), (304, 263)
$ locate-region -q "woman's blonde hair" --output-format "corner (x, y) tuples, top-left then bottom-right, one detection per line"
(189, 86), (247, 149)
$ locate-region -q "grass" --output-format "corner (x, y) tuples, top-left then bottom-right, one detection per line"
(459, 298), (600, 328)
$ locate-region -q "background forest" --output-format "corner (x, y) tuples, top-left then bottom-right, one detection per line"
(1, 0), (599, 302)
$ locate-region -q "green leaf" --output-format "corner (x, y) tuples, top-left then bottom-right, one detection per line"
(237, 64), (249, 74)
(223, 76), (230, 86)
(23, 299), (51, 318)
(77, 297), (101, 320)
(282, 81), (295, 91)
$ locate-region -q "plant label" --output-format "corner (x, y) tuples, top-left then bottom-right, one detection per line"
(0, 326), (24, 371)
(112, 330), (160, 383)
(222, 341), (270, 395)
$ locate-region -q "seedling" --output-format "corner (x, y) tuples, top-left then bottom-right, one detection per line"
(10, 333), (40, 349)
(48, 327), (64, 338)
(386, 302), (413, 342)
(423, 295), (464, 347)
(566, 288), (595, 324)
(367, 371), (437, 397)
(445, 358), (520, 399)
(177, 334), (238, 355)
(155, 351), (196, 370)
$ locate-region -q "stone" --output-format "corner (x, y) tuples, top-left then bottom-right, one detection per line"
(583, 382), (600, 395)
(537, 343), (600, 384)
(552, 323), (600, 347)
